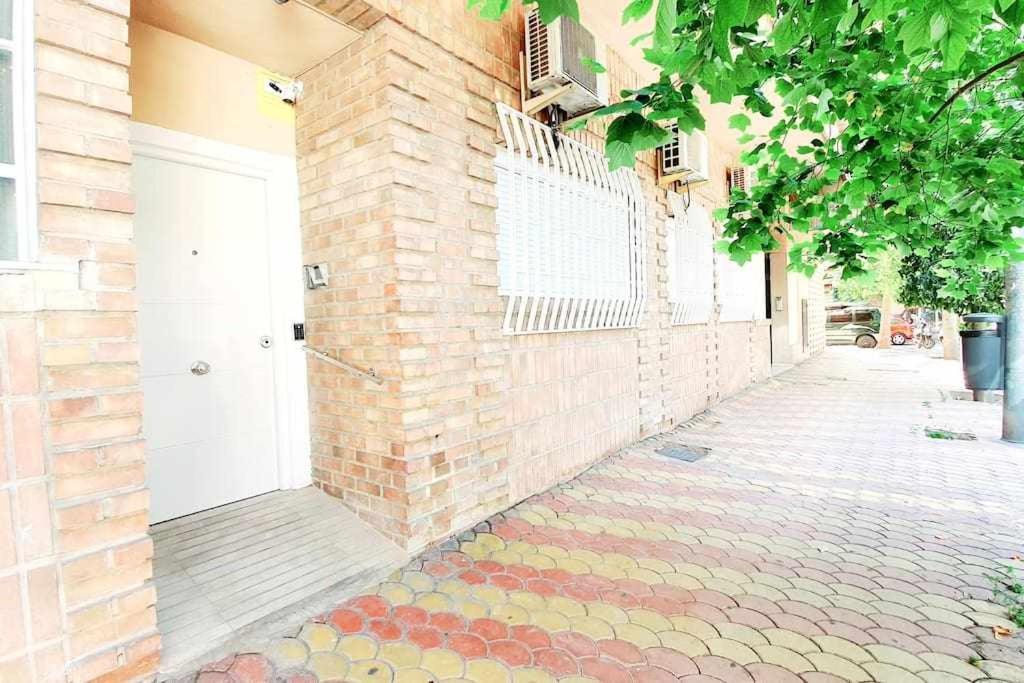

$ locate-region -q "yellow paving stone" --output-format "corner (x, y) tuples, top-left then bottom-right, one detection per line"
(266, 638), (309, 669)
(783, 588), (832, 608)
(833, 583), (880, 603)
(395, 669), (436, 683)
(568, 549), (603, 565)
(454, 598), (490, 620)
(698, 536), (735, 551)
(491, 550), (525, 565)
(511, 667), (556, 683)
(547, 596), (586, 617)
(613, 623), (661, 649)
(657, 630), (711, 657)
(568, 615), (614, 640)
(811, 635), (872, 663)
(590, 563), (627, 580)
(703, 577), (746, 597)
(978, 659), (1024, 682)
(554, 558), (590, 574)
(529, 609), (571, 633)
(872, 600), (926, 622)
(741, 582), (788, 602)
(754, 645), (815, 673)
(918, 671), (971, 683)
(732, 540), (770, 556)
(415, 592), (455, 613)
(379, 643), (422, 669)
(521, 553), (557, 570)
(508, 542), (537, 555)
(674, 563), (713, 579)
(474, 586), (509, 607)
(545, 519), (574, 531)
(300, 623), (339, 652)
(762, 629), (819, 655)
(421, 649), (465, 680)
(625, 567), (664, 584)
(379, 582), (416, 606)
(806, 652), (873, 682)
(537, 544), (569, 559)
(919, 653), (986, 681)
(750, 572), (793, 589)
(864, 645), (929, 673)
(573, 521), (603, 534)
(828, 595), (878, 616)
(438, 579), (474, 598)
(670, 616), (720, 641)
(466, 658), (512, 683)
(492, 602), (530, 625)
(706, 638), (761, 665)
(789, 577), (835, 596)
(961, 599), (1004, 615)
(663, 573), (704, 590)
(606, 525), (637, 539)
(635, 528), (669, 541)
(863, 662), (926, 683)
(403, 572), (438, 593)
(338, 636), (379, 661)
(557, 677), (599, 683)
(875, 589), (925, 608)
(708, 567), (749, 585)
(920, 594), (971, 614)
(965, 611), (1018, 629)
(627, 609), (672, 633)
(509, 591), (547, 611)
(717, 623), (769, 647)
(462, 542), (488, 560)
(585, 602), (628, 625)
(516, 511), (548, 526)
(706, 528), (740, 542)
(308, 652), (351, 681)
(604, 553), (639, 570)
(348, 659), (395, 682)
(637, 558), (675, 575)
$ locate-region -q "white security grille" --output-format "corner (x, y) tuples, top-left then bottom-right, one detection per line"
(666, 197), (715, 325)
(719, 249), (766, 322)
(494, 103), (647, 334)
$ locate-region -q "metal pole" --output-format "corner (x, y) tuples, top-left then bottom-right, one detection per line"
(1003, 253), (1024, 441)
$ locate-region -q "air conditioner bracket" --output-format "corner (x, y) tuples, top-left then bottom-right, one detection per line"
(523, 85), (573, 117)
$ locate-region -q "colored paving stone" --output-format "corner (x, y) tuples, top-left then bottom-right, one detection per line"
(183, 351), (1024, 682)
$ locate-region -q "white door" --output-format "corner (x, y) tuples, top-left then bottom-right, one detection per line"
(136, 152), (280, 524)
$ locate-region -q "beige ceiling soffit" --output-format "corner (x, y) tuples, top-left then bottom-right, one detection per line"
(305, 0), (386, 31)
(132, 0), (365, 77)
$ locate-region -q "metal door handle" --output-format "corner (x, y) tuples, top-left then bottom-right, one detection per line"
(190, 361), (211, 376)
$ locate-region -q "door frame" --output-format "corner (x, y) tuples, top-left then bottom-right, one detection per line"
(131, 122), (312, 493)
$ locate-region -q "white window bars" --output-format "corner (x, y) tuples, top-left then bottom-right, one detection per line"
(666, 196), (715, 325)
(719, 249), (766, 322)
(493, 103), (647, 335)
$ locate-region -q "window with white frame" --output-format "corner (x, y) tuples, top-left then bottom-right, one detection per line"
(493, 103), (646, 334)
(0, 0), (35, 262)
(719, 249), (766, 322)
(666, 195), (714, 325)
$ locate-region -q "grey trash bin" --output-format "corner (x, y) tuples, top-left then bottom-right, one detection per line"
(960, 313), (1004, 390)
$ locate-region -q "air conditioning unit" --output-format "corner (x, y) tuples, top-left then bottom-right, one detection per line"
(524, 9), (606, 116)
(659, 125), (709, 184)
(727, 166), (752, 194)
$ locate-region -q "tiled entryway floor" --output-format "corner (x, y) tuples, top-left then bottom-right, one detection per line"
(153, 487), (407, 674)
(185, 348), (1024, 682)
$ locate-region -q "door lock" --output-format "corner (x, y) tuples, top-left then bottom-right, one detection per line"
(260, 336), (273, 349)
(190, 361), (211, 376)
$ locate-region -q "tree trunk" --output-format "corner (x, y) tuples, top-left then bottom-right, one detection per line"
(878, 291), (894, 349)
(941, 311), (961, 361)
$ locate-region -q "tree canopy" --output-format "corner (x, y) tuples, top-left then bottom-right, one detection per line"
(468, 0), (1024, 310)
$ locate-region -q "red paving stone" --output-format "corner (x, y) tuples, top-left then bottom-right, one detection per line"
(179, 350), (1024, 682)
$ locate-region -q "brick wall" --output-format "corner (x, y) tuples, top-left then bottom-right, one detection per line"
(298, 0), (785, 553)
(0, 0), (157, 681)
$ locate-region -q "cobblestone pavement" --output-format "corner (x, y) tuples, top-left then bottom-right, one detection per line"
(189, 348), (1024, 682)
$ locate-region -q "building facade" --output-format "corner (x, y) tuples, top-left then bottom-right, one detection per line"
(0, 0), (825, 679)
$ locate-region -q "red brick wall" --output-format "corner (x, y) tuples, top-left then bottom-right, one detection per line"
(298, 0), (780, 553)
(0, 0), (157, 680)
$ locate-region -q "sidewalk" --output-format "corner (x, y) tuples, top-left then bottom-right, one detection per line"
(186, 348), (1024, 683)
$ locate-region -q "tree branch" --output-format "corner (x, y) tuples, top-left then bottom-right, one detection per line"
(928, 50), (1024, 123)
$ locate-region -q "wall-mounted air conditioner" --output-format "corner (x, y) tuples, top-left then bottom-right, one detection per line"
(727, 166), (753, 194)
(659, 125), (709, 185)
(523, 9), (606, 116)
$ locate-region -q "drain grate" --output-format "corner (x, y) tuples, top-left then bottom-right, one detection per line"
(655, 444), (710, 462)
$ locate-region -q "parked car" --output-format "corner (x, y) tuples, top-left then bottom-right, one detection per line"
(826, 305), (914, 347)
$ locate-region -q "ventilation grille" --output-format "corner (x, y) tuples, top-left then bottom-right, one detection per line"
(660, 125), (709, 181)
(728, 166), (749, 193)
(559, 16), (598, 96)
(661, 125), (683, 173)
(526, 10), (550, 83)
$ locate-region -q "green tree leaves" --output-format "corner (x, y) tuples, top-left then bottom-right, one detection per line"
(606, 113), (671, 170)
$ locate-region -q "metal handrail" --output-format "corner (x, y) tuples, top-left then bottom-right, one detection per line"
(302, 346), (383, 385)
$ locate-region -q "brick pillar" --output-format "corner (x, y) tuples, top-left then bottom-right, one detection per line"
(0, 0), (157, 681)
